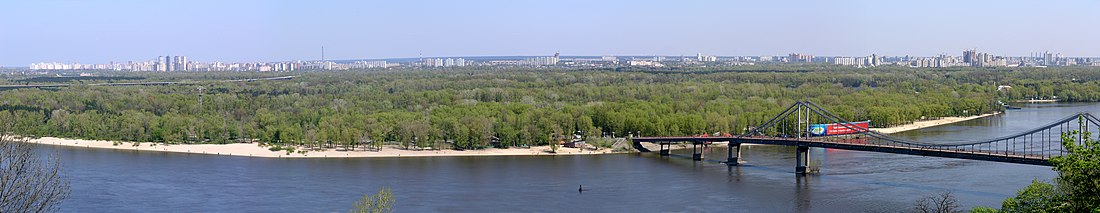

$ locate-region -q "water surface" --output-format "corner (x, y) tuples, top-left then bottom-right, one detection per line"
(52, 103), (1094, 212)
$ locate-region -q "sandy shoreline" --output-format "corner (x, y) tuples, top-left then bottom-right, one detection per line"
(22, 112), (998, 158)
(869, 113), (999, 134)
(25, 137), (620, 158)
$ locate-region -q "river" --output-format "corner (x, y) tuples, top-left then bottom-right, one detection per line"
(48, 103), (1094, 212)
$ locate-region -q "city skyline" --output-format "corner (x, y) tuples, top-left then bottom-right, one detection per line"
(3, 0), (1100, 66)
(21, 48), (1098, 71)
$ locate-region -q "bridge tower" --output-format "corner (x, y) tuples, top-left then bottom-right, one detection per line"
(197, 86), (205, 113)
(795, 102), (810, 174)
(797, 102), (805, 139)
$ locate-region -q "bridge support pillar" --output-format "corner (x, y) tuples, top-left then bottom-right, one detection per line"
(726, 142), (741, 165)
(795, 145), (809, 175)
(692, 143), (704, 161)
(659, 143), (670, 156)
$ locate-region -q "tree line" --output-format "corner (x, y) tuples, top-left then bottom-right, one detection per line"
(1, 66), (1098, 150)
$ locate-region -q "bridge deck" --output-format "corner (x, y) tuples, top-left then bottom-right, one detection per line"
(633, 136), (1050, 166)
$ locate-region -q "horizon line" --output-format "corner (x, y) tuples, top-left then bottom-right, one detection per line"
(8, 53), (1100, 67)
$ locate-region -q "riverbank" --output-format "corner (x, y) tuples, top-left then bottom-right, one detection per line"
(22, 113), (997, 157)
(870, 112), (1000, 134)
(1014, 99), (1058, 103)
(25, 137), (622, 158)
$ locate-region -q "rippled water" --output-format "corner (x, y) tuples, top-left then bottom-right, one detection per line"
(49, 103), (1095, 212)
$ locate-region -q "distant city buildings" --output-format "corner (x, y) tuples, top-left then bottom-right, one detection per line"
(788, 53), (813, 63)
(908, 54), (960, 68)
(627, 60), (664, 67)
(355, 60), (390, 69)
(419, 58), (466, 67)
(833, 57), (857, 66)
(444, 58), (465, 67)
(961, 49), (1007, 67)
(831, 54), (882, 67)
(699, 53), (717, 62)
(518, 54), (560, 66)
(1031, 51), (1077, 66)
(24, 49), (1100, 72)
(563, 56), (618, 67)
(153, 55), (190, 71)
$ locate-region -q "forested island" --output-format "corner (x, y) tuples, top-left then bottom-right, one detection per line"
(3, 65), (1100, 151)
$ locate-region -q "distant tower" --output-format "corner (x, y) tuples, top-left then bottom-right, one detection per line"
(321, 46), (325, 61)
(197, 86), (205, 113)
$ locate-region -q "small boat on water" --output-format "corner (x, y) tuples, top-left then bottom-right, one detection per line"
(1005, 105), (1023, 110)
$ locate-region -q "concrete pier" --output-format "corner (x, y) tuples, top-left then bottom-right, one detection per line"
(795, 145), (809, 175)
(659, 143), (670, 156)
(726, 141), (741, 165)
(692, 143), (704, 161)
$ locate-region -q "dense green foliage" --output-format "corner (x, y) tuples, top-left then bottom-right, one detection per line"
(969, 207), (998, 213)
(1048, 130), (1100, 212)
(999, 180), (1065, 212)
(350, 187), (394, 213)
(1, 66), (1098, 150)
(973, 129), (1100, 212)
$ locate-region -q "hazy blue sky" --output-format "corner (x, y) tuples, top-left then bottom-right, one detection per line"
(2, 0), (1098, 66)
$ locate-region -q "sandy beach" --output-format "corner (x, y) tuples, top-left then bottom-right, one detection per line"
(870, 113), (999, 134)
(26, 137), (620, 158)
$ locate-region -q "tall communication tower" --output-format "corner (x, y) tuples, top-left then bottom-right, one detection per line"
(197, 86), (205, 113)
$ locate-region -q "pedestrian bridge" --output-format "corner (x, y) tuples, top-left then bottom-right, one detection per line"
(633, 101), (1097, 174)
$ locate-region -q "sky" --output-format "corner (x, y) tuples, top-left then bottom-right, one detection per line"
(1, 0), (1098, 66)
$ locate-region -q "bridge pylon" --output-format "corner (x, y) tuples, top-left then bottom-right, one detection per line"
(726, 140), (743, 165)
(692, 142), (704, 161)
(725, 141), (741, 165)
(795, 145), (809, 175)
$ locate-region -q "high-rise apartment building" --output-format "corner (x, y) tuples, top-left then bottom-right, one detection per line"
(963, 49), (977, 64)
(157, 56), (167, 71)
(166, 55), (175, 71)
(696, 53), (717, 62)
(171, 56), (188, 71)
(789, 53), (813, 63)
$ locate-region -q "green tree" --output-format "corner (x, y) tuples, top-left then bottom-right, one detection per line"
(999, 180), (1066, 212)
(1050, 129), (1100, 211)
(350, 187), (395, 213)
(969, 207), (998, 213)
(976, 128), (1100, 212)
